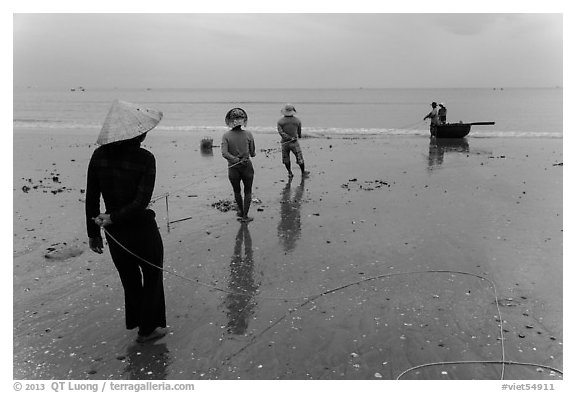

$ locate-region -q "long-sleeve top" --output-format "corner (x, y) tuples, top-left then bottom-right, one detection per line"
(221, 129), (256, 165)
(86, 141), (156, 239)
(438, 107), (447, 122)
(424, 108), (440, 125)
(277, 116), (302, 142)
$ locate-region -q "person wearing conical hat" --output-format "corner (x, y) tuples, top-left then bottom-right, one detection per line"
(86, 100), (167, 343)
(438, 102), (447, 124)
(278, 104), (309, 178)
(221, 108), (256, 222)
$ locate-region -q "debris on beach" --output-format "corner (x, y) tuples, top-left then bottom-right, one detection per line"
(341, 179), (390, 192)
(20, 173), (73, 195)
(260, 148), (280, 158)
(211, 199), (237, 212)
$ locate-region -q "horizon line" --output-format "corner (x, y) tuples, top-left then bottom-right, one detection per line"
(14, 85), (563, 90)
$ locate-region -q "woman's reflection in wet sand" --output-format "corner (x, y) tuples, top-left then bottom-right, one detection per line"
(224, 223), (259, 335)
(124, 342), (170, 379)
(277, 177), (305, 253)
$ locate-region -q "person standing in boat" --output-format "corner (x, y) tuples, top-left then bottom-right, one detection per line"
(423, 101), (440, 136)
(221, 108), (257, 222)
(438, 103), (447, 124)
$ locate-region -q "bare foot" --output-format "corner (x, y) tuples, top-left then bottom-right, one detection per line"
(136, 327), (167, 343)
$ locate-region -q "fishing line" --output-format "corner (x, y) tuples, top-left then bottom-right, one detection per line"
(99, 228), (562, 379)
(396, 120), (426, 130)
(150, 159), (246, 204)
(102, 227), (301, 301)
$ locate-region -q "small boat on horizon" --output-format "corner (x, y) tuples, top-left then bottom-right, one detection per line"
(433, 121), (495, 138)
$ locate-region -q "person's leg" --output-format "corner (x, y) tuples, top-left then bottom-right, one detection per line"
(106, 229), (143, 330)
(282, 144), (294, 177)
(240, 164), (255, 222)
(228, 167), (244, 217)
(293, 143), (309, 176)
(136, 220), (166, 336)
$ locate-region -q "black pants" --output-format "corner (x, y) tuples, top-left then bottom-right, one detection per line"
(105, 212), (166, 334)
(228, 161), (254, 195)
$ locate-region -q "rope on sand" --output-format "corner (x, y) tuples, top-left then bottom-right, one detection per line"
(102, 228), (300, 301)
(100, 228), (562, 379)
(150, 159), (246, 204)
(396, 360), (563, 380)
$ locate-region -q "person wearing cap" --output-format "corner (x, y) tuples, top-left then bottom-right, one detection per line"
(277, 104), (309, 178)
(221, 108), (256, 222)
(438, 103), (447, 124)
(423, 102), (440, 136)
(86, 100), (167, 343)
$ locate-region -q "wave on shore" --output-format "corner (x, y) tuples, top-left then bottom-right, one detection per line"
(13, 120), (562, 139)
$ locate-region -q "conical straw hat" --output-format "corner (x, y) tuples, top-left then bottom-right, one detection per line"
(97, 100), (163, 145)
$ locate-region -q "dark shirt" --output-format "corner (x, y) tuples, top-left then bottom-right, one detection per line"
(438, 107), (447, 122)
(86, 140), (156, 239)
(277, 116), (302, 141)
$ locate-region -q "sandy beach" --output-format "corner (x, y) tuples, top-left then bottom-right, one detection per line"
(13, 129), (562, 380)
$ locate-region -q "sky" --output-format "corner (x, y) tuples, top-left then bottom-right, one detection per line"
(12, 12), (563, 89)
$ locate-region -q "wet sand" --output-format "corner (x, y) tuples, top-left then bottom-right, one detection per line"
(13, 129), (562, 380)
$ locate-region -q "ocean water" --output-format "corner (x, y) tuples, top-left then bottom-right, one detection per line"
(13, 87), (562, 138)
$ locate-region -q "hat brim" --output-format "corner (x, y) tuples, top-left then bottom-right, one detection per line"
(97, 100), (163, 145)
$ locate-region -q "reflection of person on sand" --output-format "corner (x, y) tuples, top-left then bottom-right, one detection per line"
(427, 138), (445, 169)
(427, 137), (470, 171)
(277, 177), (305, 253)
(423, 101), (440, 136)
(124, 342), (170, 379)
(278, 104), (310, 178)
(221, 108), (256, 223)
(86, 100), (167, 344)
(224, 223), (258, 335)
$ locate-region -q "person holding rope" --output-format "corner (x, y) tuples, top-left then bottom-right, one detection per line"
(221, 108), (256, 222)
(423, 101), (440, 136)
(85, 100), (167, 343)
(278, 103), (309, 178)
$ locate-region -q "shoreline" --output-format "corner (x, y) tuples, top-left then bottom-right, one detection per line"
(13, 130), (562, 380)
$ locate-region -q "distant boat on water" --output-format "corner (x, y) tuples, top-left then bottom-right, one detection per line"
(70, 86), (86, 92)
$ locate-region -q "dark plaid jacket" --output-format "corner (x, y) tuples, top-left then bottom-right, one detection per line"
(86, 140), (156, 239)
